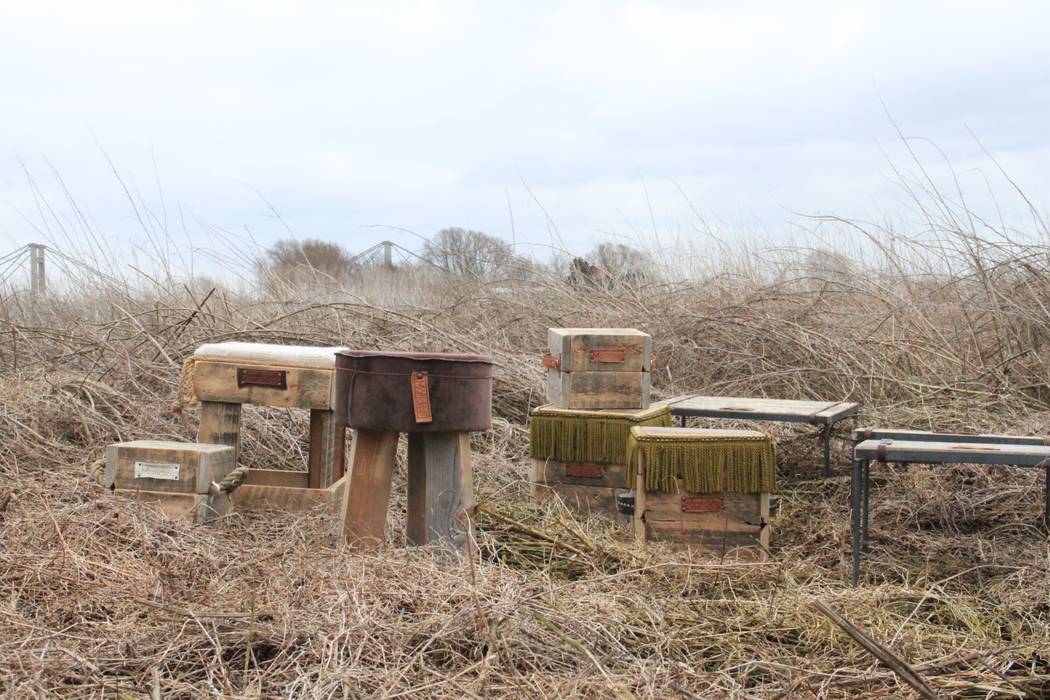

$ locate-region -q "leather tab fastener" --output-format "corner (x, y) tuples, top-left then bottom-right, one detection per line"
(681, 495), (723, 513)
(875, 440), (891, 463)
(237, 367), (287, 390)
(411, 371), (433, 424)
(589, 348), (626, 363)
(565, 463), (603, 479)
(541, 353), (560, 370)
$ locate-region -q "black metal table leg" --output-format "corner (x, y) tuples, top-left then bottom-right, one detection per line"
(861, 458), (871, 549)
(822, 424), (832, 477)
(851, 455), (862, 585)
(1045, 464), (1049, 529)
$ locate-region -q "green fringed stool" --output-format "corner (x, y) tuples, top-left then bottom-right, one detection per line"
(530, 403), (672, 515)
(627, 426), (776, 555)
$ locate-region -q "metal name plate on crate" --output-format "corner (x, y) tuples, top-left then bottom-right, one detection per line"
(134, 461), (181, 481)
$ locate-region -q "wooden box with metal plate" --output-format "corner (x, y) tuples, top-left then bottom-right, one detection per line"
(544, 328), (652, 409)
(529, 403), (672, 516)
(103, 440), (236, 524)
(626, 426), (775, 557)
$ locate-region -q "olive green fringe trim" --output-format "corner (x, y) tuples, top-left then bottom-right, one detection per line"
(626, 435), (776, 494)
(529, 406), (672, 464)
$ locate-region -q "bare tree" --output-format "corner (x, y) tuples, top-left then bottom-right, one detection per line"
(259, 238), (354, 284)
(588, 243), (656, 282)
(421, 228), (519, 278)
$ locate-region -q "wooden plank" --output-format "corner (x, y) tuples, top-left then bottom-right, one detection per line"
(547, 370), (650, 409)
(644, 490), (764, 525)
(242, 469), (309, 488)
(854, 439), (1050, 466)
(341, 429), (399, 548)
(111, 490), (228, 525)
(192, 360), (336, 410)
(852, 428), (1048, 446)
(404, 432), (474, 553)
(532, 481), (627, 517)
(531, 459), (627, 489)
(549, 328), (651, 372)
(231, 475), (345, 513)
(197, 401), (242, 464)
(307, 409), (342, 489)
(666, 395), (859, 424)
(104, 440), (236, 494)
(643, 520), (765, 556)
(406, 433), (427, 546)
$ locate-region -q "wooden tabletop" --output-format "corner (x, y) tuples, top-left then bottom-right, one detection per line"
(661, 395), (860, 425)
(854, 438), (1050, 466)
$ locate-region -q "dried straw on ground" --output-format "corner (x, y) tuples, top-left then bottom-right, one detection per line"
(1, 222), (1050, 697)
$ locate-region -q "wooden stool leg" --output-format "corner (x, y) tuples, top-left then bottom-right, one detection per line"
(342, 429), (399, 548)
(197, 401), (242, 463)
(405, 432), (474, 552)
(308, 409), (341, 489)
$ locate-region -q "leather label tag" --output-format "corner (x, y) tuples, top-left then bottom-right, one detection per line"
(589, 348), (626, 363)
(411, 371), (433, 424)
(681, 495), (723, 513)
(541, 353), (560, 369)
(237, 367), (287, 389)
(565, 463), (603, 478)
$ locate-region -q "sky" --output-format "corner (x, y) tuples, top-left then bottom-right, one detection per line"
(1, 0), (1048, 275)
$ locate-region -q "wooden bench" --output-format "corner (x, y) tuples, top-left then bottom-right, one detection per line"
(191, 342), (348, 491)
(850, 428), (1050, 585)
(664, 395), (861, 476)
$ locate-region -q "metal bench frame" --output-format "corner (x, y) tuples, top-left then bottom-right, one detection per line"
(850, 428), (1050, 585)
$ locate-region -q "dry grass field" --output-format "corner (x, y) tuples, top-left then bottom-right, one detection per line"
(1, 207), (1049, 697)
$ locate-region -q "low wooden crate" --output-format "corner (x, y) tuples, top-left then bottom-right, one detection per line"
(104, 440), (236, 495)
(531, 459), (629, 518)
(636, 487), (770, 557)
(104, 440), (237, 524)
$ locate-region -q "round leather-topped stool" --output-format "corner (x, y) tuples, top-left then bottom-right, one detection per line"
(335, 351), (494, 552)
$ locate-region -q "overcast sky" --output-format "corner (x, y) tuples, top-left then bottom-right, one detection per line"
(1, 1), (1048, 271)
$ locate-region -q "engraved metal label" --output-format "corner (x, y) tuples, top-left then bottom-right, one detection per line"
(237, 367), (287, 389)
(411, 371), (433, 424)
(134, 461), (181, 481)
(589, 348), (626, 363)
(681, 495), (722, 513)
(565, 463), (603, 478)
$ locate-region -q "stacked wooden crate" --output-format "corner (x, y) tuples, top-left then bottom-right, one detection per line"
(544, 328), (651, 409)
(532, 328), (664, 517)
(627, 426), (774, 557)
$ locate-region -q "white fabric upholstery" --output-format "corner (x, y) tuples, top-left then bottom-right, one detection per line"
(194, 342), (347, 368)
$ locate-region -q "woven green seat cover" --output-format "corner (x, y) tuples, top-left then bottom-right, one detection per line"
(529, 404), (672, 465)
(627, 426), (776, 494)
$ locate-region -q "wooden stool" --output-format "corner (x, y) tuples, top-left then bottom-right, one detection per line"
(628, 426), (776, 555)
(191, 342), (348, 490)
(335, 351), (493, 552)
(529, 403), (672, 516)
